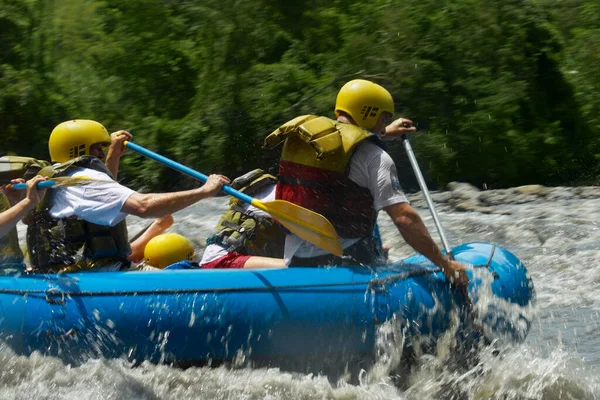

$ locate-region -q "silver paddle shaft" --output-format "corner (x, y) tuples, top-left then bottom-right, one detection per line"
(402, 136), (453, 256)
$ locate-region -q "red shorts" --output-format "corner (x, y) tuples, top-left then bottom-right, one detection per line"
(201, 252), (251, 269)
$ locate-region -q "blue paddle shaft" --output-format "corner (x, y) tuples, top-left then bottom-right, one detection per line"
(12, 181), (57, 190)
(124, 141), (254, 204)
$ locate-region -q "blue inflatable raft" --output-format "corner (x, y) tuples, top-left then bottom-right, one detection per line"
(0, 242), (533, 369)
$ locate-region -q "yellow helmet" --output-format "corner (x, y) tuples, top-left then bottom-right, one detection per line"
(334, 79), (394, 131)
(144, 233), (195, 269)
(49, 120), (111, 163)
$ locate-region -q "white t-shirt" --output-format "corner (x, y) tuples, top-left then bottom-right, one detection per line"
(49, 167), (135, 227)
(200, 185), (276, 265)
(284, 140), (408, 265)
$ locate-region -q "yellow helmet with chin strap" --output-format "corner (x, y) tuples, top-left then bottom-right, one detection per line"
(49, 120), (111, 163)
(144, 233), (195, 269)
(334, 79), (394, 131)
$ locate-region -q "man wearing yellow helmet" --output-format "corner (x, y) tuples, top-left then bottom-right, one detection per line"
(265, 79), (467, 285)
(26, 119), (229, 273)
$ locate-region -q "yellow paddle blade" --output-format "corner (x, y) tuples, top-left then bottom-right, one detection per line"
(252, 199), (343, 256)
(51, 175), (113, 187)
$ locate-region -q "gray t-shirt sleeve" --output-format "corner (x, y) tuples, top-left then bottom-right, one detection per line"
(347, 141), (409, 211)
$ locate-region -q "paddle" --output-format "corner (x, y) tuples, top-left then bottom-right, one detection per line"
(10, 176), (105, 190)
(401, 137), (453, 257)
(123, 141), (343, 256)
(12, 180), (57, 190)
(401, 134), (482, 332)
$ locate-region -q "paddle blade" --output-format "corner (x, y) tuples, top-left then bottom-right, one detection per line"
(257, 199), (343, 256)
(52, 175), (107, 186)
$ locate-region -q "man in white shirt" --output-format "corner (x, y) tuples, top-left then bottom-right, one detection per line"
(26, 119), (229, 272)
(266, 80), (467, 285)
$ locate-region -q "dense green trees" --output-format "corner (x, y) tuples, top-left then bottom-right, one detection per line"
(1, 0), (599, 190)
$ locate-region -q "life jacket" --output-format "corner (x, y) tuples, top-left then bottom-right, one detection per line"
(25, 156), (131, 272)
(0, 155), (51, 183)
(0, 193), (25, 271)
(206, 169), (285, 258)
(264, 115), (379, 238)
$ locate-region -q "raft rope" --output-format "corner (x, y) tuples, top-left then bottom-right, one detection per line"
(0, 247), (499, 302)
(474, 244), (499, 279)
(0, 268), (442, 301)
(366, 268), (440, 289)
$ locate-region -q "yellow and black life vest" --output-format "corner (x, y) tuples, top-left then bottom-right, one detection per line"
(0, 155), (51, 183)
(25, 156), (131, 272)
(207, 169), (285, 258)
(264, 115), (379, 238)
(0, 192), (25, 270)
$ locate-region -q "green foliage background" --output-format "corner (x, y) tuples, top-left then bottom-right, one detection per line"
(2, 0), (600, 191)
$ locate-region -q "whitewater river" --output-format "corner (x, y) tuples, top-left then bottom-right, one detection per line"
(4, 183), (600, 399)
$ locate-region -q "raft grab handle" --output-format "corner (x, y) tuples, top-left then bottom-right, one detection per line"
(45, 288), (65, 305)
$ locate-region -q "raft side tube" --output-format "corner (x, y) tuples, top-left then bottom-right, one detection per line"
(0, 242), (534, 365)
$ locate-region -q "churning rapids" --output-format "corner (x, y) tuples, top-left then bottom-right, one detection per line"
(5, 182), (600, 399)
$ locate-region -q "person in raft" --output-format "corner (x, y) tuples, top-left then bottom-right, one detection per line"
(200, 169), (286, 269)
(1, 154), (173, 270)
(0, 155), (51, 273)
(24, 119), (229, 273)
(127, 215), (175, 264)
(139, 232), (197, 270)
(0, 176), (49, 274)
(199, 168), (390, 269)
(264, 79), (468, 285)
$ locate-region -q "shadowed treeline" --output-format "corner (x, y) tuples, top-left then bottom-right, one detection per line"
(1, 0), (600, 191)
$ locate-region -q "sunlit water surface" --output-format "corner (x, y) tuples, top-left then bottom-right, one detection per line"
(5, 192), (600, 399)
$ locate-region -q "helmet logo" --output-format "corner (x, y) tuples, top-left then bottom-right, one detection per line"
(69, 144), (86, 159)
(360, 106), (379, 121)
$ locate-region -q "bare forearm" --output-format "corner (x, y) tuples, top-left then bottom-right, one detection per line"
(123, 188), (214, 218)
(397, 218), (447, 266)
(385, 203), (448, 268)
(385, 203), (468, 285)
(0, 199), (35, 237)
(104, 151), (120, 179)
(105, 130), (133, 180)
